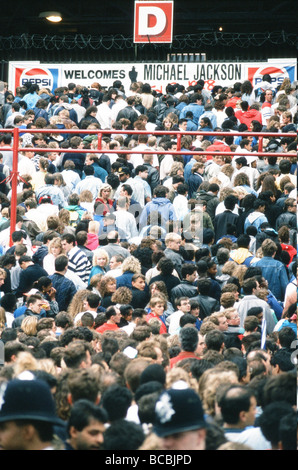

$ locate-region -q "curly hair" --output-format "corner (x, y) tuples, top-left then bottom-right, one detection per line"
(234, 172), (250, 187)
(98, 276), (117, 298)
(121, 256), (141, 274)
(111, 287), (133, 305)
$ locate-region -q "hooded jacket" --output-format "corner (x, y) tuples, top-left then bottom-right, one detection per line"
(229, 247), (258, 267)
(139, 197), (177, 229)
(235, 108), (262, 127)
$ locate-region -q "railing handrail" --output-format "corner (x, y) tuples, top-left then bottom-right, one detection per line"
(0, 126), (296, 246)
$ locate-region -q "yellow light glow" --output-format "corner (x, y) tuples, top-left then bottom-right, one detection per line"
(46, 15), (62, 22)
(39, 11), (62, 23)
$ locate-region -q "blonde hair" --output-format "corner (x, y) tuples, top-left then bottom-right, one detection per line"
(49, 237), (63, 254)
(13, 351), (38, 377)
(21, 316), (38, 336)
(121, 256), (141, 274)
(198, 368), (239, 417)
(92, 248), (109, 267)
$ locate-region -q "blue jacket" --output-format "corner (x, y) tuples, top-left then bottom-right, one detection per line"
(180, 103), (204, 125)
(49, 273), (77, 312)
(139, 197), (177, 229)
(252, 257), (289, 301)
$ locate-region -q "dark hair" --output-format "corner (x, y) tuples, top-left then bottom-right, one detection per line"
(67, 399), (107, 433)
(219, 385), (255, 425)
(179, 327), (198, 352)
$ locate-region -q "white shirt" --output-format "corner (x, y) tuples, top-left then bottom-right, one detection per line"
(96, 103), (113, 129)
(114, 209), (138, 241)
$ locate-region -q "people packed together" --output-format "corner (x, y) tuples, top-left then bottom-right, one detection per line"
(0, 75), (296, 450)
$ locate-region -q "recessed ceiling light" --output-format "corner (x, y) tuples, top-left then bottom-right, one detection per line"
(39, 11), (62, 23)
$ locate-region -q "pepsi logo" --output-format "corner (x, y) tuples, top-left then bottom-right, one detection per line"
(249, 65), (291, 87)
(20, 67), (54, 88)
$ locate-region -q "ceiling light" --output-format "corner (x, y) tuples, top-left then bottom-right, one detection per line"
(39, 11), (62, 23)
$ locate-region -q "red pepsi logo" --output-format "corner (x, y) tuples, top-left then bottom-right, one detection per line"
(20, 67), (54, 88)
(248, 65), (290, 87)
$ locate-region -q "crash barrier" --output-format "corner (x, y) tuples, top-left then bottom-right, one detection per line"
(0, 127), (296, 245)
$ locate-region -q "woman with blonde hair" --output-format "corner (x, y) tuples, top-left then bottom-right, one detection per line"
(13, 351), (38, 378)
(116, 256), (142, 289)
(67, 289), (90, 320)
(43, 237), (65, 275)
(94, 184), (114, 217)
(20, 315), (38, 336)
(88, 248), (109, 282)
(79, 190), (94, 213)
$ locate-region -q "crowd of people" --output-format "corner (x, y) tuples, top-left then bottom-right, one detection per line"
(0, 74), (297, 451)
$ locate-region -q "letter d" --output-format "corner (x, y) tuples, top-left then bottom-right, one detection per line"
(138, 7), (166, 36)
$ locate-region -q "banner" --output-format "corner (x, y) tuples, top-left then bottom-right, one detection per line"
(9, 59), (297, 97)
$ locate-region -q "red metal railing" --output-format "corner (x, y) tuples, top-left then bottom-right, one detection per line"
(0, 127), (296, 246)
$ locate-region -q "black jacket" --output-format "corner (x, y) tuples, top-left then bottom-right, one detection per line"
(170, 281), (198, 305)
(189, 294), (220, 319)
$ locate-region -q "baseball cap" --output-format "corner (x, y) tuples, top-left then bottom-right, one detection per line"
(153, 386), (206, 437)
(0, 378), (63, 425)
(38, 195), (53, 204)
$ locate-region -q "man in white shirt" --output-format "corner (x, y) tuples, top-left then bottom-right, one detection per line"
(96, 94), (113, 129)
(114, 196), (138, 242)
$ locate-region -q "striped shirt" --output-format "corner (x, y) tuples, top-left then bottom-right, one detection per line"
(67, 246), (91, 285)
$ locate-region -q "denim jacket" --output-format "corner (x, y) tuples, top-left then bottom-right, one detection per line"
(252, 257), (289, 301)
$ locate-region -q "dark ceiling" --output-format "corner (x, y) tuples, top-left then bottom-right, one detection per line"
(0, 0), (297, 36)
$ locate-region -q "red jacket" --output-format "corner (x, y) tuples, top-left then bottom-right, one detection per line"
(170, 351), (201, 368)
(235, 108), (262, 127)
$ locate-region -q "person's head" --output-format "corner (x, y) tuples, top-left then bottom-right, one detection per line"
(205, 329), (225, 352)
(218, 384), (257, 429)
(175, 297), (191, 314)
(92, 248), (109, 268)
(105, 306), (122, 325)
(149, 296), (166, 317)
(63, 340), (92, 369)
(259, 401), (295, 450)
(131, 273), (146, 291)
(0, 378), (62, 450)
(61, 233), (76, 253)
(100, 384), (133, 422)
(179, 326), (199, 352)
(270, 349), (295, 375)
(54, 255), (69, 273)
(66, 399), (108, 450)
(261, 239), (277, 258)
(103, 419), (145, 450)
(109, 255), (124, 271)
(153, 387), (206, 450)
(26, 294), (45, 315)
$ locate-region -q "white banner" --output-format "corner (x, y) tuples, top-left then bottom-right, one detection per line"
(9, 59), (297, 97)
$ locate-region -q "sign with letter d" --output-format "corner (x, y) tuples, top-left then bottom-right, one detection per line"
(134, 1), (173, 43)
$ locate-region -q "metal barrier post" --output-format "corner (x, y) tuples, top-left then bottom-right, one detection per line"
(9, 127), (19, 246)
(97, 132), (102, 150)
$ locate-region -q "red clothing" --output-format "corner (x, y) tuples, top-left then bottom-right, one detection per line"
(226, 96), (241, 109)
(235, 108), (262, 127)
(170, 351), (200, 368)
(86, 232), (99, 250)
(281, 243), (297, 265)
(205, 140), (231, 160)
(146, 312), (167, 334)
(96, 323), (119, 334)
